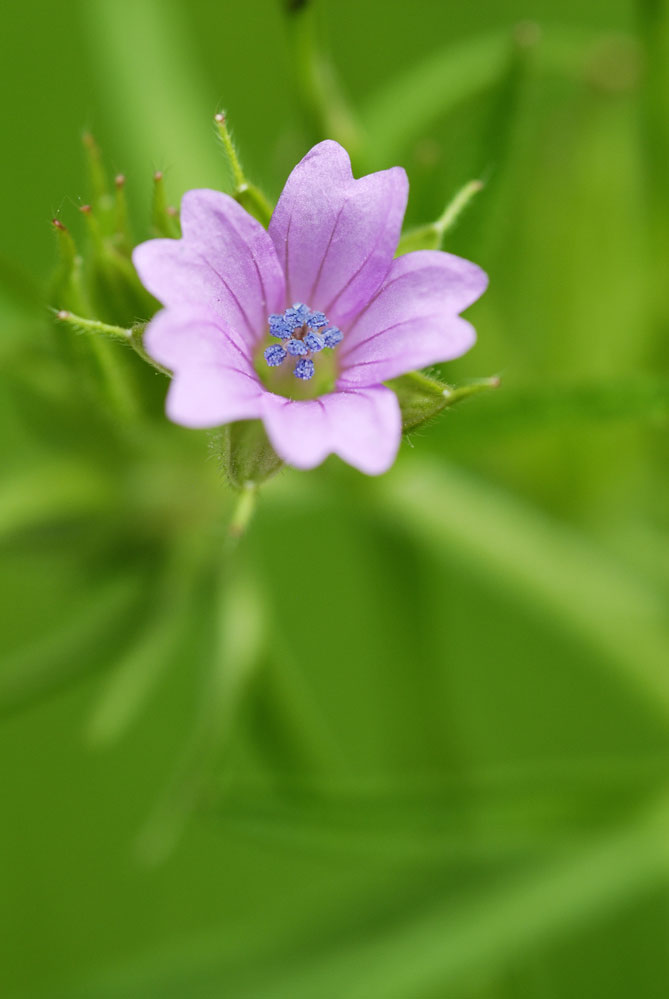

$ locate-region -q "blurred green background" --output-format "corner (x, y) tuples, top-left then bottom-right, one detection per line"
(1, 0), (668, 996)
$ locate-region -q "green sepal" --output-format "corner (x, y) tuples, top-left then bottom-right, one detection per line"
(82, 132), (114, 234)
(216, 419), (284, 489)
(79, 205), (156, 327)
(151, 171), (180, 238)
(387, 370), (500, 432)
(50, 220), (91, 316)
(395, 224), (441, 255)
(396, 179), (484, 256)
(214, 113), (274, 228)
(234, 183), (274, 228)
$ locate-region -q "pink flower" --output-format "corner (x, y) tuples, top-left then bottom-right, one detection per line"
(133, 141), (487, 475)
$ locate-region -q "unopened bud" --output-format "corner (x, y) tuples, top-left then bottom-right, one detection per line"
(387, 371), (500, 431)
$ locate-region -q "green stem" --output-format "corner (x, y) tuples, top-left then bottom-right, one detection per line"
(435, 180), (485, 237)
(54, 310), (171, 377)
(54, 309), (140, 419)
(54, 309), (130, 342)
(228, 483), (258, 542)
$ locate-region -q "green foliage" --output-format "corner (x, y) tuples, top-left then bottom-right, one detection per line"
(1, 1), (668, 998)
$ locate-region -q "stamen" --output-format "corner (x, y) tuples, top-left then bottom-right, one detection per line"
(285, 338), (308, 356)
(304, 331), (325, 352)
(268, 314), (290, 339)
(294, 358), (315, 380)
(264, 343), (287, 366)
(264, 304), (344, 380)
(323, 327), (343, 348)
(307, 311), (328, 329)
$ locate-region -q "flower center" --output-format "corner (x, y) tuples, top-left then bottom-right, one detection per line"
(257, 304), (344, 396)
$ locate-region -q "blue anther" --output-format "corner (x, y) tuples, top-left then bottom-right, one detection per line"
(294, 358), (315, 380)
(266, 306), (343, 379)
(282, 310), (300, 331)
(304, 331), (325, 352)
(269, 314), (290, 339)
(323, 326), (343, 348)
(285, 338), (308, 356)
(284, 303), (309, 331)
(307, 310), (328, 329)
(264, 343), (287, 367)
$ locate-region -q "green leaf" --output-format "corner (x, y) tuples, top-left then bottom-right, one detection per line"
(0, 460), (113, 543)
(360, 31), (509, 165)
(0, 571), (148, 717)
(360, 26), (610, 168)
(380, 460), (669, 718)
(82, 0), (227, 195)
(84, 532), (210, 746)
(261, 797), (669, 999)
(284, 0), (362, 155)
(430, 377), (669, 441)
(64, 793), (669, 998)
(136, 562), (266, 864)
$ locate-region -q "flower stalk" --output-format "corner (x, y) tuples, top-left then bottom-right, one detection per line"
(227, 483), (258, 542)
(54, 310), (169, 377)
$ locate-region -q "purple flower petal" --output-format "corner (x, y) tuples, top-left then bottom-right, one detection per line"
(133, 190), (285, 348)
(268, 141), (408, 328)
(166, 365), (262, 428)
(337, 250), (487, 386)
(143, 308), (262, 428)
(260, 385), (401, 474)
(319, 386), (401, 475)
(143, 307), (255, 374)
(260, 396), (332, 470)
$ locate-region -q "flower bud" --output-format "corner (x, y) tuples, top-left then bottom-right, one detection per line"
(387, 371), (500, 431)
